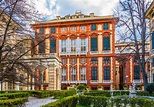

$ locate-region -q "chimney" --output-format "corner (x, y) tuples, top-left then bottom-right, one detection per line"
(56, 16), (61, 20)
(90, 13), (94, 17)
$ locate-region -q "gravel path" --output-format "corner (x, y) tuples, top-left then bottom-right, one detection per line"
(25, 97), (57, 107)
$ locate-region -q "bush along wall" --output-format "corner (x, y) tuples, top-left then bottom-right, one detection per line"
(30, 90), (76, 98)
(0, 92), (29, 99)
(0, 97), (28, 107)
(78, 95), (154, 107)
(42, 95), (78, 107)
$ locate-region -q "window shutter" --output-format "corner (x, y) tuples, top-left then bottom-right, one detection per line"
(59, 40), (61, 54)
(91, 38), (97, 51)
(103, 37), (110, 50)
(85, 38), (88, 52)
(66, 39), (71, 52)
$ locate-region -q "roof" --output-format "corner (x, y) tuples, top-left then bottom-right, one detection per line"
(32, 12), (119, 26)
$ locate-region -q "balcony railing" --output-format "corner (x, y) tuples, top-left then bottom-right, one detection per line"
(90, 80), (98, 83)
(103, 80), (111, 83)
(61, 80), (87, 84)
(133, 79), (142, 83)
(33, 53), (57, 58)
(90, 51), (98, 54)
(102, 50), (111, 54)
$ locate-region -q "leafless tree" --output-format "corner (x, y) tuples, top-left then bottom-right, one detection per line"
(0, 0), (50, 90)
(115, 0), (151, 90)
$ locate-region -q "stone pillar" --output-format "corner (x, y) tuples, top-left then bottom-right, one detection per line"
(32, 77), (35, 90)
(40, 71), (44, 90)
(15, 82), (20, 90)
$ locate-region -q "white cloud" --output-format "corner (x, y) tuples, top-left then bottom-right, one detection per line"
(31, 0), (119, 20)
(56, 0), (119, 17)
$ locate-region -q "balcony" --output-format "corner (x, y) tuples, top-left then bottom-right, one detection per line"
(133, 79), (142, 83)
(102, 50), (111, 54)
(90, 51), (98, 54)
(90, 80), (98, 83)
(61, 80), (87, 84)
(33, 53), (57, 58)
(103, 80), (111, 83)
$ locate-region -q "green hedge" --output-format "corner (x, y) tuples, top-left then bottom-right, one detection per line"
(78, 95), (154, 107)
(0, 97), (28, 107)
(42, 95), (78, 107)
(85, 90), (154, 97)
(0, 92), (29, 99)
(31, 90), (76, 98)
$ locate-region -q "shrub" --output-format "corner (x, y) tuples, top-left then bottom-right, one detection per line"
(0, 97), (28, 106)
(77, 84), (85, 90)
(97, 85), (102, 89)
(42, 95), (78, 107)
(146, 83), (154, 94)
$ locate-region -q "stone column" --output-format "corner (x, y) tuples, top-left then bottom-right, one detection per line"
(40, 71), (44, 90)
(15, 82), (20, 90)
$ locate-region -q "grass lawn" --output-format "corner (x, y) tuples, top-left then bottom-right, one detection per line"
(76, 104), (90, 107)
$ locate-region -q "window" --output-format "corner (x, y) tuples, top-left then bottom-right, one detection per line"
(104, 66), (110, 80)
(80, 68), (86, 80)
(103, 37), (110, 50)
(80, 26), (86, 30)
(134, 66), (140, 79)
(70, 27), (76, 31)
(71, 58), (76, 64)
(81, 39), (86, 52)
(81, 58), (86, 64)
(91, 24), (96, 30)
(61, 40), (66, 52)
(91, 38), (98, 51)
(91, 67), (97, 80)
(61, 27), (66, 31)
(51, 27), (56, 34)
(71, 67), (76, 81)
(71, 39), (76, 52)
(50, 39), (56, 53)
(91, 58), (97, 64)
(104, 57), (110, 64)
(152, 31), (154, 49)
(62, 59), (66, 64)
(40, 28), (44, 34)
(39, 41), (45, 53)
(62, 68), (66, 81)
(104, 23), (108, 30)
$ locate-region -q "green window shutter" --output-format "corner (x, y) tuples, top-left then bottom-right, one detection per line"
(134, 66), (140, 79)
(104, 23), (108, 30)
(103, 37), (110, 50)
(104, 66), (110, 80)
(152, 32), (154, 49)
(40, 28), (44, 34)
(50, 39), (56, 53)
(91, 67), (97, 80)
(91, 38), (98, 51)
(91, 24), (96, 30)
(39, 41), (45, 53)
(51, 27), (56, 34)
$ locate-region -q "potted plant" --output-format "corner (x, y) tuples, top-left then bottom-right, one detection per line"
(85, 85), (90, 92)
(97, 85), (102, 90)
(76, 84), (85, 94)
(136, 84), (141, 90)
(123, 85), (128, 90)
